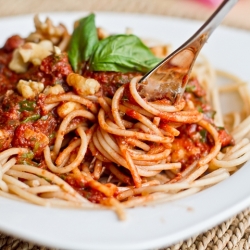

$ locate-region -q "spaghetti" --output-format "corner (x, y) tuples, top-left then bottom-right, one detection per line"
(0, 14), (249, 220)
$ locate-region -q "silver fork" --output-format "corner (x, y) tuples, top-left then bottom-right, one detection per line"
(138, 0), (238, 104)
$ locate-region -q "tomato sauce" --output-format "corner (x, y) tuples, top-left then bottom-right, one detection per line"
(84, 71), (141, 97)
(0, 38), (73, 158)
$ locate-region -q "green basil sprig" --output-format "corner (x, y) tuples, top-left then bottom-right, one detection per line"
(89, 34), (161, 73)
(68, 13), (98, 72)
(68, 14), (161, 73)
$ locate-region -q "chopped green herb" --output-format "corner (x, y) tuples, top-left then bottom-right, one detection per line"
(122, 95), (129, 101)
(38, 175), (51, 182)
(33, 141), (40, 153)
(199, 130), (207, 143)
(49, 132), (56, 139)
(205, 110), (216, 119)
(30, 137), (37, 142)
(60, 174), (67, 180)
(20, 151), (34, 160)
(19, 100), (36, 112)
(197, 106), (204, 113)
(185, 85), (196, 93)
(217, 126), (225, 131)
(19, 160), (38, 166)
(21, 114), (41, 123)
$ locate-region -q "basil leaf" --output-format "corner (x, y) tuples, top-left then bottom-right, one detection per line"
(68, 13), (98, 71)
(89, 34), (161, 73)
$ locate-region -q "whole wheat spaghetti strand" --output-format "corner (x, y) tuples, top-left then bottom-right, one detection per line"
(211, 86), (224, 127)
(44, 103), (59, 112)
(149, 98), (186, 112)
(223, 138), (249, 160)
(122, 187), (201, 208)
(232, 116), (250, 134)
(0, 180), (8, 192)
(1, 157), (17, 174)
(72, 168), (115, 197)
(102, 197), (126, 221)
(210, 150), (250, 168)
(129, 148), (171, 161)
(40, 191), (82, 202)
(98, 96), (114, 121)
(179, 164), (209, 183)
(24, 180), (40, 187)
(55, 139), (81, 166)
(92, 131), (115, 162)
(93, 159), (103, 180)
(122, 101), (154, 118)
(112, 85), (126, 129)
(118, 137), (142, 187)
(129, 77), (203, 123)
(232, 117), (250, 142)
(95, 128), (123, 163)
(53, 110), (95, 158)
(8, 184), (51, 207)
(12, 164), (93, 205)
(0, 189), (26, 201)
(98, 109), (172, 143)
(99, 128), (121, 154)
(3, 174), (29, 188)
(43, 199), (85, 208)
(6, 169), (50, 185)
(159, 123), (180, 137)
(108, 164), (132, 185)
(45, 127), (89, 174)
(117, 171), (229, 201)
(170, 161), (198, 183)
(136, 163), (181, 171)
(232, 112), (242, 129)
(197, 119), (221, 166)
(223, 143), (250, 161)
(125, 138), (150, 151)
(45, 93), (98, 114)
(26, 185), (61, 194)
(0, 148), (28, 162)
(120, 104), (163, 136)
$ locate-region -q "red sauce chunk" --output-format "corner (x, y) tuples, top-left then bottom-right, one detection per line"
(65, 174), (106, 203)
(171, 124), (211, 169)
(218, 128), (234, 147)
(84, 71), (141, 97)
(20, 52), (73, 88)
(0, 36), (24, 95)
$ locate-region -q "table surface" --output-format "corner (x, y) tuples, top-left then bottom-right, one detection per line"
(0, 0), (250, 249)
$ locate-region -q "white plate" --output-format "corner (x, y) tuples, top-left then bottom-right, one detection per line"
(1, 12), (250, 250)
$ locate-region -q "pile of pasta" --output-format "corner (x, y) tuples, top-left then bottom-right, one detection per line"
(0, 16), (250, 220)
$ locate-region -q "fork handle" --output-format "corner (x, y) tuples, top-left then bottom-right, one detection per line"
(194, 0), (238, 40)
